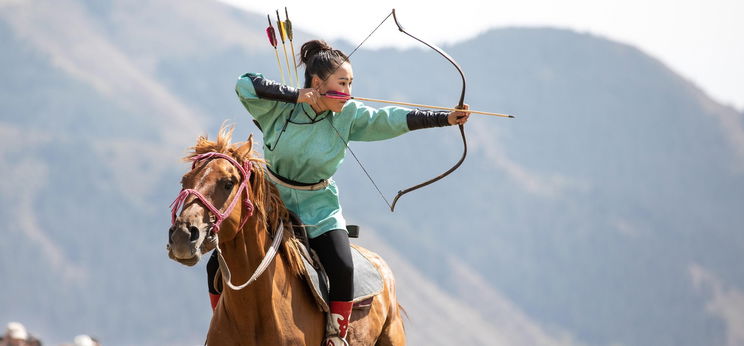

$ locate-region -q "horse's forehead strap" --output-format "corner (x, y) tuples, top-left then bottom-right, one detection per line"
(191, 152), (252, 177)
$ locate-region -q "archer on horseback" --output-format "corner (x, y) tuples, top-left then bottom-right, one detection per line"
(211, 39), (470, 345)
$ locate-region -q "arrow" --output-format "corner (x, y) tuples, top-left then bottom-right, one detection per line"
(321, 91), (515, 118)
(284, 7), (301, 88)
(276, 10), (295, 88)
(266, 15), (286, 84)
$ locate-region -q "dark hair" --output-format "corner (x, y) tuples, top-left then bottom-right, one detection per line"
(299, 40), (349, 88)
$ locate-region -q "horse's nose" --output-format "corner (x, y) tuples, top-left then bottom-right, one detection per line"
(169, 224), (200, 243)
(169, 223), (199, 258)
(189, 225), (200, 242)
(168, 226), (176, 245)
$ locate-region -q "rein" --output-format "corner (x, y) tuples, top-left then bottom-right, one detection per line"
(215, 221), (284, 290)
(170, 152), (283, 291)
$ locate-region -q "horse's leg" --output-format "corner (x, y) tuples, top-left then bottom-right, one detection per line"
(350, 245), (407, 345)
(205, 306), (243, 346)
(374, 302), (406, 346)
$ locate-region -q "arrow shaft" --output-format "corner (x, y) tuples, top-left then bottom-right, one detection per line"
(273, 48), (285, 84)
(289, 42), (300, 88)
(351, 96), (513, 118)
(280, 43), (293, 87)
(266, 15), (285, 84)
(284, 8), (301, 88)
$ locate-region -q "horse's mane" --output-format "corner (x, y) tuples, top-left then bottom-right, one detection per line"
(186, 125), (306, 277)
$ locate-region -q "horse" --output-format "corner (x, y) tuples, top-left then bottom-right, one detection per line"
(166, 126), (406, 345)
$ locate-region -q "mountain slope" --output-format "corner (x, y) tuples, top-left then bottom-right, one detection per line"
(1, 1), (743, 345)
(0, 0), (569, 344)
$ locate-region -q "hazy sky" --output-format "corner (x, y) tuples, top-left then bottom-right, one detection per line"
(220, 0), (743, 111)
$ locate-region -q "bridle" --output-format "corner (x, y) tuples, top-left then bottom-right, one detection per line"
(170, 152), (254, 235)
(169, 152), (284, 291)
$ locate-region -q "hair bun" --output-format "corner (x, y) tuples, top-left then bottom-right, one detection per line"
(298, 39), (349, 88)
(300, 40), (333, 65)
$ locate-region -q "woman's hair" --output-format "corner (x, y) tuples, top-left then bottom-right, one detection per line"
(299, 40), (349, 88)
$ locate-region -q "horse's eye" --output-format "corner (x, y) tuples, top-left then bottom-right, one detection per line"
(224, 181), (235, 190)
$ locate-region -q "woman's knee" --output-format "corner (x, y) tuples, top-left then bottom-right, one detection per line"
(336, 250), (354, 276)
(311, 229), (354, 276)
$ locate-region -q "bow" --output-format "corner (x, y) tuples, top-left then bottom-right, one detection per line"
(334, 9), (471, 212)
(389, 9), (468, 211)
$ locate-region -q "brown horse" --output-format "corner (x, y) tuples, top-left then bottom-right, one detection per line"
(167, 127), (406, 345)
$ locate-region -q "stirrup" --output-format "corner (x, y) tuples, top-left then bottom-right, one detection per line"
(325, 337), (349, 346)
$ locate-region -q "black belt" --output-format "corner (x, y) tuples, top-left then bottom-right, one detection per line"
(266, 167), (325, 187)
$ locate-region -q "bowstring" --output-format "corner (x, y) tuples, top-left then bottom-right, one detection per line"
(326, 116), (393, 210)
(324, 11), (393, 80)
(323, 11), (396, 210)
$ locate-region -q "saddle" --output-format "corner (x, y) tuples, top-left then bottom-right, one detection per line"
(288, 213), (383, 312)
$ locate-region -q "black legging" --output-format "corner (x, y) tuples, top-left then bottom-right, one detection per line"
(310, 229), (354, 302)
(206, 250), (221, 295)
(206, 229), (354, 301)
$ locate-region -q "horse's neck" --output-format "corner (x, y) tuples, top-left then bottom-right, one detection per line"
(220, 218), (298, 318)
(229, 218), (270, 274)
(220, 217), (274, 290)
(212, 215), (325, 344)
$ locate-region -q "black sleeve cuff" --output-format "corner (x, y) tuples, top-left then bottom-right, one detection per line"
(407, 109), (451, 130)
(247, 74), (299, 103)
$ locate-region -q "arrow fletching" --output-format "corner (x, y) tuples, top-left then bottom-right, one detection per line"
(284, 7), (294, 41)
(321, 91), (352, 100)
(276, 10), (286, 43)
(266, 15), (277, 47)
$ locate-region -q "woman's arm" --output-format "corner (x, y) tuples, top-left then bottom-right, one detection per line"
(347, 102), (471, 141)
(406, 109), (451, 130)
(235, 73), (296, 126)
(347, 103), (412, 142)
(408, 105), (472, 129)
(236, 73), (299, 103)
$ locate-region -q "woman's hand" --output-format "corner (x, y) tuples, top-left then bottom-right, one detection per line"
(297, 88), (322, 108)
(448, 104), (471, 125)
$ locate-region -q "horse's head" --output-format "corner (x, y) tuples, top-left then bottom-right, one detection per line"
(167, 127), (257, 266)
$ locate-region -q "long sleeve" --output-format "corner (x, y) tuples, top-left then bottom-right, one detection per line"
(235, 73), (297, 126)
(347, 102), (411, 142)
(406, 109), (451, 130)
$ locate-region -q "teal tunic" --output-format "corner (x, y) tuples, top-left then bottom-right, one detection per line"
(236, 72), (412, 238)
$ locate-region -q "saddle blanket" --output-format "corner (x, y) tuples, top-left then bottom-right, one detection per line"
(301, 244), (384, 312)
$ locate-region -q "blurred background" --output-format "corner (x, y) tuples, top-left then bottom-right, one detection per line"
(1, 0), (743, 345)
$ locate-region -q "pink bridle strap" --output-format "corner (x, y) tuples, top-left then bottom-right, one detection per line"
(170, 152), (254, 234)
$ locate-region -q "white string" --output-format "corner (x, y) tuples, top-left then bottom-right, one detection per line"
(215, 221), (285, 291)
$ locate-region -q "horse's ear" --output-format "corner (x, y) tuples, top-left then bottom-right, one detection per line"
(235, 134), (254, 160)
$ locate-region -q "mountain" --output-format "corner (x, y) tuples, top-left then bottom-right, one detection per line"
(1, 0), (743, 345)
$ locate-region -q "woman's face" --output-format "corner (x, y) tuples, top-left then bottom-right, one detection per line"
(314, 62), (353, 113)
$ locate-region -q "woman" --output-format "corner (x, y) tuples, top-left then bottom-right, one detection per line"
(209, 39), (470, 345)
